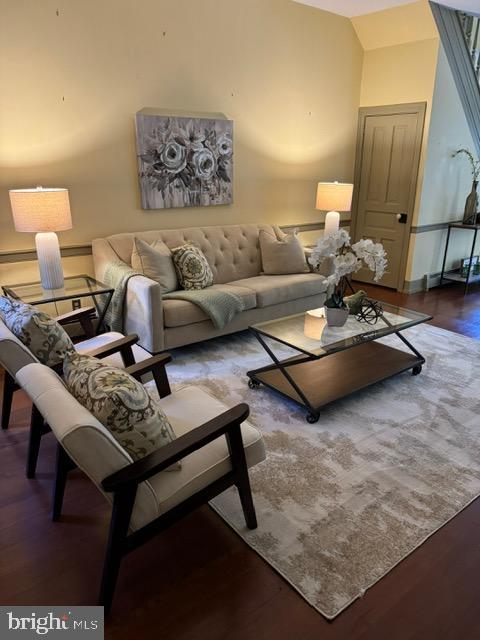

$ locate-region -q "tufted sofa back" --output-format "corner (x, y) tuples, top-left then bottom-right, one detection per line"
(102, 223), (281, 284)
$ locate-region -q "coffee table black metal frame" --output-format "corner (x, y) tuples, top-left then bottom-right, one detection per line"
(247, 304), (432, 423)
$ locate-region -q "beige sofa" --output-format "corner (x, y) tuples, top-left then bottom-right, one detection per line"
(92, 223), (328, 353)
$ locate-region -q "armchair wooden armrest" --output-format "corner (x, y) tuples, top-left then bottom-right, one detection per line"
(86, 334), (139, 367)
(101, 403), (250, 492)
(125, 353), (172, 398)
(56, 306), (96, 338)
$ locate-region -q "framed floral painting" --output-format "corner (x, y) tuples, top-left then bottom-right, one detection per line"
(135, 113), (233, 209)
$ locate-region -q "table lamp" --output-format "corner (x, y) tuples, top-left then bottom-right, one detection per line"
(316, 181), (353, 236)
(9, 186), (72, 290)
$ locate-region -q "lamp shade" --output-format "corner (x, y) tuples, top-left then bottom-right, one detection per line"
(9, 187), (72, 233)
(316, 182), (353, 212)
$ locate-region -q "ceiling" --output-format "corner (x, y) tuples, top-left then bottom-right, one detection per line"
(293, 0), (480, 18)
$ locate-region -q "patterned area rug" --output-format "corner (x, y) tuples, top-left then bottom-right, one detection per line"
(167, 324), (480, 619)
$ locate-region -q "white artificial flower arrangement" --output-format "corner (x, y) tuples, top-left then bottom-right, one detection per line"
(309, 230), (387, 308)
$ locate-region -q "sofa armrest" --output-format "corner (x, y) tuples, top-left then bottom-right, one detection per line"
(124, 276), (164, 353)
(92, 238), (164, 354)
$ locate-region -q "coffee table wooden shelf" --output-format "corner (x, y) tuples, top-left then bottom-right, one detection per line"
(247, 302), (431, 423)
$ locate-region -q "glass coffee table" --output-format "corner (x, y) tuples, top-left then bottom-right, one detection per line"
(2, 275), (114, 335)
(247, 302), (432, 423)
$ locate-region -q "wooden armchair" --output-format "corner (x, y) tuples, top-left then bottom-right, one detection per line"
(0, 306), (151, 477)
(17, 353), (265, 613)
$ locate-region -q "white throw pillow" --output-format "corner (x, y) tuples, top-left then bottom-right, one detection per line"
(131, 238), (178, 293)
(259, 230), (309, 275)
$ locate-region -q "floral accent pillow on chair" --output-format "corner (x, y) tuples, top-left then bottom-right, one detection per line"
(63, 351), (180, 466)
(171, 243), (214, 290)
(0, 296), (74, 367)
(0, 295), (15, 323)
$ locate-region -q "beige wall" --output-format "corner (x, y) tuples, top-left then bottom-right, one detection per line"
(408, 45), (478, 282)
(0, 0), (363, 283)
(352, 0), (437, 51)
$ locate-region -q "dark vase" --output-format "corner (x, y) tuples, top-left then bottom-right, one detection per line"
(463, 180), (478, 224)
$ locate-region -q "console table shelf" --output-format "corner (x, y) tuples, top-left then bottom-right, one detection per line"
(440, 222), (480, 294)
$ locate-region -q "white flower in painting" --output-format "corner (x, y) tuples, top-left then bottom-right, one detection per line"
(160, 140), (187, 174)
(181, 120), (205, 150)
(217, 133), (233, 157)
(193, 148), (216, 180)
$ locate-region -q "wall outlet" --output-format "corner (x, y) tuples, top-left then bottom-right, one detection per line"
(72, 299), (81, 310)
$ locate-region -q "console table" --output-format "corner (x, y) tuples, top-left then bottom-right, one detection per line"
(440, 222), (480, 294)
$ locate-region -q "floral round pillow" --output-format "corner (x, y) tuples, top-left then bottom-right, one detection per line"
(171, 243), (214, 290)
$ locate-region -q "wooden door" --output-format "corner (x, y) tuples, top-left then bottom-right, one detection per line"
(351, 103), (426, 290)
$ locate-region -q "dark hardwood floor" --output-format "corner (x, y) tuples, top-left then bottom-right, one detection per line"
(1, 282), (480, 640)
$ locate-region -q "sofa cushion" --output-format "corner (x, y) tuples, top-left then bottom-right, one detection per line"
(131, 238), (178, 293)
(259, 229), (309, 275)
(163, 283), (257, 328)
(63, 351), (179, 465)
(146, 384), (266, 518)
(171, 243), (214, 290)
(229, 273), (327, 308)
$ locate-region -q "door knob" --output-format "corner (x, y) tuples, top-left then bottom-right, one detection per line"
(396, 213), (408, 224)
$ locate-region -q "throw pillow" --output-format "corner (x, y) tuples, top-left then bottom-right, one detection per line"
(171, 243), (214, 290)
(131, 238), (178, 294)
(259, 229), (309, 275)
(63, 351), (179, 465)
(3, 298), (74, 367)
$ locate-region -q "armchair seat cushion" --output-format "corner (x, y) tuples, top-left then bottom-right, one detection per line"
(144, 384), (265, 519)
(163, 284), (257, 328)
(228, 273), (328, 308)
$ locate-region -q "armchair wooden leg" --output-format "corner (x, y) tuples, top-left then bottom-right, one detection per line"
(99, 485), (137, 614)
(226, 424), (258, 530)
(26, 405), (44, 478)
(52, 444), (75, 521)
(1, 370), (16, 430)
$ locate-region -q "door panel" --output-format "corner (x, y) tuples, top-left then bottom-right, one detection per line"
(352, 105), (425, 290)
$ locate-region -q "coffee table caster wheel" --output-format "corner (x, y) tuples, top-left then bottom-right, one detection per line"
(248, 379), (260, 389)
(412, 365), (422, 376)
(306, 412), (319, 424)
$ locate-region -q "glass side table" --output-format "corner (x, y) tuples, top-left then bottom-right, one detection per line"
(2, 274), (114, 335)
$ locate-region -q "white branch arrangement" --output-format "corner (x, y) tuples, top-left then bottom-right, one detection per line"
(309, 229), (387, 308)
(453, 148), (480, 181)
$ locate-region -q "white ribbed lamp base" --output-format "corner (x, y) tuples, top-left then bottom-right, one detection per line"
(35, 232), (64, 290)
